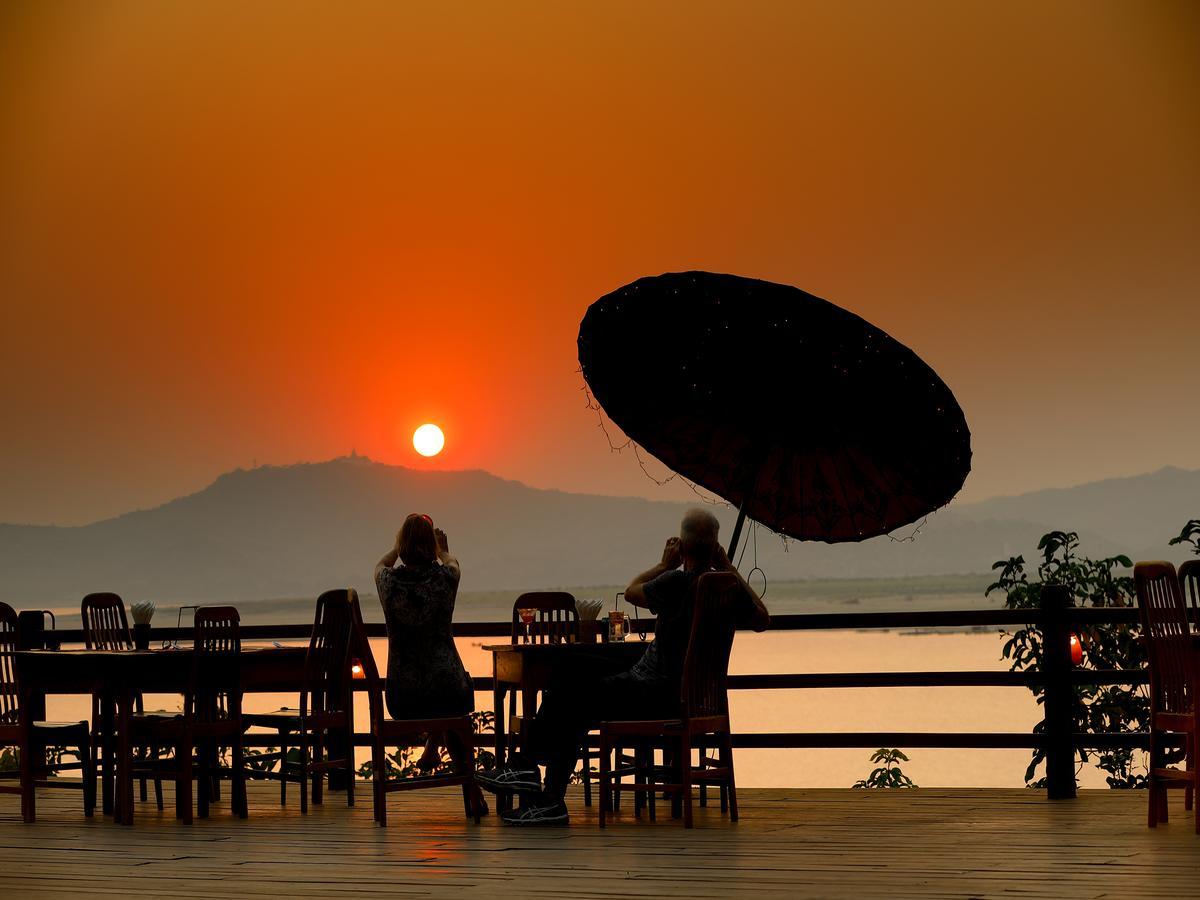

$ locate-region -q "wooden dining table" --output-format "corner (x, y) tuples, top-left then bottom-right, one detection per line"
(15, 646), (307, 825)
(483, 639), (649, 767)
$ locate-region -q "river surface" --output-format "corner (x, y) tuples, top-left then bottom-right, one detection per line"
(40, 630), (1123, 789)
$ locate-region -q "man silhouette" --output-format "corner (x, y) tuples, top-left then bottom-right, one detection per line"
(479, 508), (770, 825)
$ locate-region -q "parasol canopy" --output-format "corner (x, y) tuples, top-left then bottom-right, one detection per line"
(577, 271), (971, 547)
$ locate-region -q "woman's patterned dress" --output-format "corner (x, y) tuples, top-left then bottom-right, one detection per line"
(375, 563), (474, 720)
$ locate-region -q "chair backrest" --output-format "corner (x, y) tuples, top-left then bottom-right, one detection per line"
(190, 606), (241, 721)
(302, 589), (356, 717)
(680, 572), (742, 719)
(81, 592), (132, 650)
(0, 602), (18, 725)
(1180, 559), (1200, 627)
(1135, 561), (1193, 715)
(511, 592), (579, 644)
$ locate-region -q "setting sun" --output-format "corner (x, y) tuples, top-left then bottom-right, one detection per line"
(412, 423), (445, 457)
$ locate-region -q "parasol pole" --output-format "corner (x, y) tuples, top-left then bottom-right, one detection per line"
(727, 495), (749, 560)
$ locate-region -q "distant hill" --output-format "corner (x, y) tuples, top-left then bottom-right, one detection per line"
(0, 457), (1195, 607)
(954, 466), (1199, 562)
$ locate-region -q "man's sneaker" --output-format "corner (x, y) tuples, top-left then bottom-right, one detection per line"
(501, 799), (569, 827)
(476, 764), (541, 794)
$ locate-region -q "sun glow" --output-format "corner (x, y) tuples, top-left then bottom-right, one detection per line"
(413, 423), (445, 457)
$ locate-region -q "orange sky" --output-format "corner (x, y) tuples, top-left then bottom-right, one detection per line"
(1, 1), (1197, 525)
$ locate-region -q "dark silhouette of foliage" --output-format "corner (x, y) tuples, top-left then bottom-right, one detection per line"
(1169, 519), (1200, 556)
(990, 530), (1148, 789)
(356, 710), (495, 781)
(853, 748), (917, 788)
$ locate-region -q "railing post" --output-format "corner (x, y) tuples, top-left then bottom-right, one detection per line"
(1041, 583), (1077, 800)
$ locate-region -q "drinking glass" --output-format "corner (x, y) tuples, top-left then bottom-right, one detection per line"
(517, 607), (537, 644)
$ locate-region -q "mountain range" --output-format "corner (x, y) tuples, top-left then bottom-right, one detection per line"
(1, 457), (1196, 606)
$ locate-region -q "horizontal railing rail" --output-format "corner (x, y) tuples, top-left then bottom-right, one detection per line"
(29, 597), (1170, 798)
(237, 731), (1180, 751)
(42, 602), (1161, 645)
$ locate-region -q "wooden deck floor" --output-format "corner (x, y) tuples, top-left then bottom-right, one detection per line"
(2, 783), (1199, 898)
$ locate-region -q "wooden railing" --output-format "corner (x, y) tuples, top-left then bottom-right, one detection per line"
(32, 586), (1170, 800)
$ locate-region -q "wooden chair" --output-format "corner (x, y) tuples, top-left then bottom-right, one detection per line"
(125, 606), (246, 824)
(511, 592), (579, 646)
(1181, 560), (1200, 628)
(1135, 561), (1199, 832)
(598, 572), (741, 829)
(0, 601), (97, 823)
(348, 595), (480, 826)
(243, 589), (356, 813)
(80, 593), (165, 810)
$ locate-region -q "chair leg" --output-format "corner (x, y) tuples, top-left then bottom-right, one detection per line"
(1186, 732), (1195, 812)
(681, 734), (694, 829)
(613, 744), (622, 811)
(232, 734), (248, 819)
(372, 738), (386, 827)
(19, 735), (35, 824)
(582, 747), (593, 808)
(179, 739), (193, 826)
(633, 745), (644, 819)
(345, 724), (356, 808)
(197, 741), (211, 820)
(278, 729), (288, 805)
(721, 731), (738, 822)
(668, 746), (682, 820)
(83, 734), (97, 817)
(300, 733), (310, 815)
(1148, 729), (1158, 827)
(598, 731), (610, 828)
(648, 746), (657, 822)
(312, 729), (324, 806)
(151, 745), (164, 810)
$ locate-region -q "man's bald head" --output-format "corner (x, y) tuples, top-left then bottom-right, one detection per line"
(679, 508), (720, 567)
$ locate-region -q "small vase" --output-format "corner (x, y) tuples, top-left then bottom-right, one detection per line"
(133, 622), (151, 650)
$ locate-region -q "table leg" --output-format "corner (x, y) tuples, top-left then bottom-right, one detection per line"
(492, 675), (509, 813)
(99, 695), (114, 816)
(117, 689), (134, 826)
(492, 676), (506, 768)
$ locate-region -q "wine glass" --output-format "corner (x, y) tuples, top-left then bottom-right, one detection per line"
(517, 607), (537, 644)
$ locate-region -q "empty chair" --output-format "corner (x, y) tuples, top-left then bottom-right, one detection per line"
(598, 572), (740, 829)
(125, 606), (246, 823)
(511, 592), (580, 645)
(349, 595), (480, 826)
(1135, 561), (1199, 832)
(80, 593), (165, 811)
(243, 589), (356, 812)
(0, 602), (97, 823)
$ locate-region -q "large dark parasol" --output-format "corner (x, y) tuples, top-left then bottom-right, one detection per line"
(577, 271), (971, 555)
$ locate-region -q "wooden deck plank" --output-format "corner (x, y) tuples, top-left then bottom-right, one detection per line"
(2, 783), (1199, 898)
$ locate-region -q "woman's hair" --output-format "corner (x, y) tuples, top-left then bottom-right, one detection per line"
(398, 513), (438, 567)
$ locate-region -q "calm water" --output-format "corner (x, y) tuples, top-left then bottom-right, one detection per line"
(41, 630), (1119, 789)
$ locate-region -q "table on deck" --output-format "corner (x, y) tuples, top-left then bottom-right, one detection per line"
(483, 640), (649, 765)
(15, 647), (308, 825)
